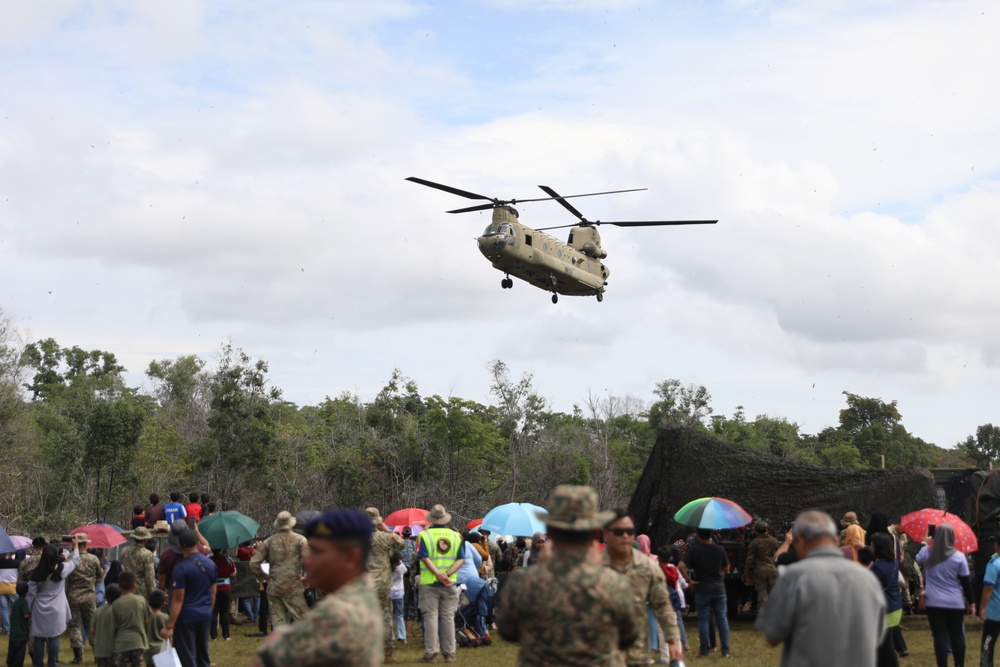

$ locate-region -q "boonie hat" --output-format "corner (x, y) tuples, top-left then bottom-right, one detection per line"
(841, 511), (859, 526)
(365, 507), (383, 525)
(150, 521), (171, 538)
(425, 504), (452, 525)
(131, 526), (153, 541)
(536, 485), (614, 532)
(75, 533), (89, 544)
(274, 511), (296, 531)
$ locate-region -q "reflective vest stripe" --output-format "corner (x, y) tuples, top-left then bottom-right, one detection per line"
(418, 527), (462, 586)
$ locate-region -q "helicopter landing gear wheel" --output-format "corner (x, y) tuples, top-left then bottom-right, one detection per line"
(501, 277), (513, 289)
(551, 294), (558, 304)
(596, 292), (603, 302)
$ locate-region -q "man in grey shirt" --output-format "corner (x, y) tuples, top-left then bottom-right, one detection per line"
(756, 510), (886, 667)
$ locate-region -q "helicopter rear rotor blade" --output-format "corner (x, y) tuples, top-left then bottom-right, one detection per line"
(406, 176), (493, 201)
(602, 220), (718, 227)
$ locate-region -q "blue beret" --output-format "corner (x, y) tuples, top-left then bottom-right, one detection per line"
(305, 509), (373, 541)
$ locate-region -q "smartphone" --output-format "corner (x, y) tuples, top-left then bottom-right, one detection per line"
(927, 524), (936, 538)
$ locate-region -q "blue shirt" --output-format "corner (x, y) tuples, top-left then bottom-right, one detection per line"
(163, 503), (187, 526)
(984, 556), (1000, 621)
(869, 559), (902, 613)
(172, 553), (217, 625)
(916, 546), (969, 610)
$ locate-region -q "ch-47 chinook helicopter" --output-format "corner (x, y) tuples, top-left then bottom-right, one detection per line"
(406, 176), (717, 304)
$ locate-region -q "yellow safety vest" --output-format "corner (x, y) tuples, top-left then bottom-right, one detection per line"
(418, 526), (462, 586)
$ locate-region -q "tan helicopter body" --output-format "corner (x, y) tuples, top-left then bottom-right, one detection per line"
(477, 205), (610, 301)
(407, 177), (716, 303)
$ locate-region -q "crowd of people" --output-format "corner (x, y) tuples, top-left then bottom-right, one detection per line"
(3, 488), (1000, 667)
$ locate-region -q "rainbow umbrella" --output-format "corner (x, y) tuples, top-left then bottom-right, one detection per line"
(673, 497), (753, 530)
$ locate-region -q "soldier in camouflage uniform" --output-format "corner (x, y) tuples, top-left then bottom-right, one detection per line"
(365, 507), (404, 661)
(119, 526), (157, 599)
(602, 511), (683, 665)
(251, 511), (309, 627)
(66, 534), (105, 664)
(252, 509), (382, 667)
(17, 537), (47, 583)
(497, 485), (640, 667)
(743, 522), (780, 608)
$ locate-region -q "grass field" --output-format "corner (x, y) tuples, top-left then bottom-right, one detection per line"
(0, 613), (982, 665)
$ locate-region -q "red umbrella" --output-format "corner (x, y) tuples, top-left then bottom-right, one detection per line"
(899, 508), (978, 554)
(467, 518), (483, 530)
(384, 508), (430, 527)
(70, 524), (127, 549)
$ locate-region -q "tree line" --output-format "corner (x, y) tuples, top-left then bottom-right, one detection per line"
(0, 311), (990, 535)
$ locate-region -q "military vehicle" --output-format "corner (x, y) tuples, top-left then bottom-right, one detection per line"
(406, 176), (716, 303)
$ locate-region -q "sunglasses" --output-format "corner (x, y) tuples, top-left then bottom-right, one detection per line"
(609, 527), (636, 537)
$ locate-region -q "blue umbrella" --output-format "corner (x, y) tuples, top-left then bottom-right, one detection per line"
(481, 502), (547, 537)
(0, 525), (17, 554)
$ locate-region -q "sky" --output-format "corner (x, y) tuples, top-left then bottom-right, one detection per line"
(2, 0), (998, 450)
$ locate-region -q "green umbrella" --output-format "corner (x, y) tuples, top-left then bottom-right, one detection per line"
(198, 511), (260, 549)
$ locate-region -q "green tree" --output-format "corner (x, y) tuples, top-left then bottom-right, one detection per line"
(648, 379), (712, 431)
(958, 424), (1000, 467)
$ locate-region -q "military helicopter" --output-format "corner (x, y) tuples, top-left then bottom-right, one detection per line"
(406, 176), (716, 304)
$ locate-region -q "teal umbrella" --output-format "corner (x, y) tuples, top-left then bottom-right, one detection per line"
(198, 511), (260, 549)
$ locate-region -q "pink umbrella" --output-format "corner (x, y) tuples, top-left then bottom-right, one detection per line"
(384, 508), (430, 527)
(70, 525), (127, 549)
(10, 536), (32, 551)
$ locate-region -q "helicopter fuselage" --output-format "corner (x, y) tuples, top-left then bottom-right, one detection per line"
(476, 206), (610, 297)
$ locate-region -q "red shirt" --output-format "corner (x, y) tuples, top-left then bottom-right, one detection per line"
(185, 503), (204, 523)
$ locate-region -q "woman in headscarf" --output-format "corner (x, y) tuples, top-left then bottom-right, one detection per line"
(636, 534), (655, 560)
(916, 523), (973, 667)
(841, 524), (865, 562)
(27, 538), (81, 667)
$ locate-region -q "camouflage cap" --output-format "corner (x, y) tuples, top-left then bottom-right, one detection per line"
(364, 507), (383, 525)
(131, 526), (152, 541)
(535, 485), (615, 532)
(75, 533), (89, 543)
(274, 511), (296, 531)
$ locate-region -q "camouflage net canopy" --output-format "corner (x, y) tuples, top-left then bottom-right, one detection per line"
(629, 427), (938, 548)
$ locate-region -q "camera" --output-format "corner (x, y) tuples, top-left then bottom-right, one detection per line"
(61, 535), (76, 544)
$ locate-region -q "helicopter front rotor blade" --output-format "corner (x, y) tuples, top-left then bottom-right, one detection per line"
(447, 203), (498, 214)
(601, 220), (718, 227)
(538, 185), (587, 221)
(406, 177), (493, 201)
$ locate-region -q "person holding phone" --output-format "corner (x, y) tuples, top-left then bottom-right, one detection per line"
(27, 536), (81, 667)
(916, 523), (974, 667)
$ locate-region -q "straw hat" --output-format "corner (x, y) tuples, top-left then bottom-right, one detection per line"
(425, 504), (452, 525)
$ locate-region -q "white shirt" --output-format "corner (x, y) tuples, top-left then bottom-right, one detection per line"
(390, 562), (407, 600)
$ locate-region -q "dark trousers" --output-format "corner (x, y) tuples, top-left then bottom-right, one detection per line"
(927, 607), (965, 667)
(892, 625), (908, 655)
(257, 589), (270, 634)
(6, 639), (27, 667)
(877, 629), (899, 667)
(31, 638), (58, 667)
(173, 620), (211, 667)
(982, 618), (1000, 667)
(211, 589), (232, 640)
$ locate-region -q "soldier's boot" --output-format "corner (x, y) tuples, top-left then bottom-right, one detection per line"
(71, 647), (84, 664)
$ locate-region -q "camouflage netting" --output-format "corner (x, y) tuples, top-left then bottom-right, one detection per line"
(629, 427), (938, 548)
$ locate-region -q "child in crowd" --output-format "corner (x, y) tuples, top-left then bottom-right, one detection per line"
(130, 506), (146, 530)
(145, 590), (168, 667)
(6, 582), (30, 667)
(112, 572), (150, 667)
(390, 552), (407, 644)
(91, 583), (121, 667)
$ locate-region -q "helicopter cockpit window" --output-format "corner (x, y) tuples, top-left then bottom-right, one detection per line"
(482, 223), (513, 237)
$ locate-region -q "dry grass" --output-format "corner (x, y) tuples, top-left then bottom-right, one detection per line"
(0, 613), (981, 665)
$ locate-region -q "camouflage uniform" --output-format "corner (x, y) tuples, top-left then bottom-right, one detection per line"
(744, 532), (779, 606)
(119, 544), (156, 599)
(67, 551), (104, 650)
(18, 554), (40, 582)
(255, 574), (383, 667)
(368, 529), (404, 657)
(499, 548), (639, 666)
(603, 548), (680, 665)
(250, 530), (309, 625)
